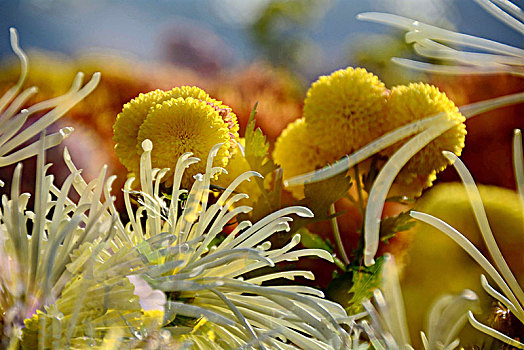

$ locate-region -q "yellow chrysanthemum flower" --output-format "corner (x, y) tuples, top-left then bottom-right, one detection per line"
(114, 89), (171, 175)
(383, 83), (466, 195)
(302, 67), (389, 157)
(273, 118), (338, 199)
(137, 97), (237, 187)
(113, 86), (239, 187)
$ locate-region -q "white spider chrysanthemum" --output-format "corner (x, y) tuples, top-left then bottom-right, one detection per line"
(410, 129), (524, 349)
(0, 28), (100, 171)
(118, 141), (354, 349)
(360, 254), (481, 350)
(2, 139), (355, 348)
(0, 135), (159, 347)
(357, 0), (524, 76)
(0, 28), (104, 346)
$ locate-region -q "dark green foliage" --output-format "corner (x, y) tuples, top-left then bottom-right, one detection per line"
(297, 227), (334, 253)
(379, 211), (416, 244)
(345, 256), (385, 314)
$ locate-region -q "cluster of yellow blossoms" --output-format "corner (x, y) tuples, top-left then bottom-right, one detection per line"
(273, 67), (467, 198)
(113, 67), (466, 202)
(113, 86), (239, 188)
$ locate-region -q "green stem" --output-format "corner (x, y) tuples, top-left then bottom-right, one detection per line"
(333, 256), (347, 271)
(353, 164), (367, 265)
(330, 203), (350, 266)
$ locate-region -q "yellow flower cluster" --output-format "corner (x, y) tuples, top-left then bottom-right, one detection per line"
(113, 86), (239, 188)
(273, 67), (466, 198)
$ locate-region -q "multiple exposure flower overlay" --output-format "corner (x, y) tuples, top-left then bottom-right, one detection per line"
(1, 0), (523, 348)
(1, 29), (352, 349)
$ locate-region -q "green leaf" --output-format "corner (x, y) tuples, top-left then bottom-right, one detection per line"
(297, 227), (334, 253)
(345, 255), (386, 314)
(243, 103), (282, 221)
(379, 211), (416, 244)
(244, 103), (269, 164)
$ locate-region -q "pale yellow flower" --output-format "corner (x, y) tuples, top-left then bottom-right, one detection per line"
(411, 137), (524, 349)
(403, 182), (524, 347)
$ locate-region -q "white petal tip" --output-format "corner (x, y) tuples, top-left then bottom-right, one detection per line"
(442, 150), (456, 160)
(60, 127), (74, 138)
(364, 257), (376, 266)
(142, 139), (153, 152)
(75, 71), (85, 81)
(461, 289), (478, 301)
(9, 28), (18, 41)
(296, 207), (314, 218)
(409, 210), (420, 218)
(356, 12), (376, 21)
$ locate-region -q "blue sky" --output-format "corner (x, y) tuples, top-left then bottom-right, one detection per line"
(1, 0), (522, 80)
